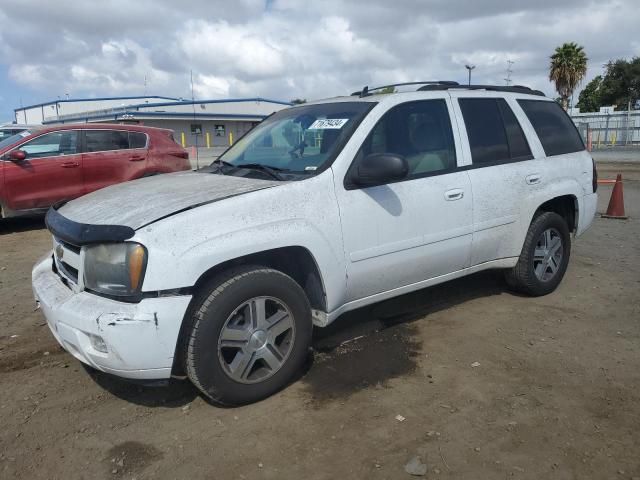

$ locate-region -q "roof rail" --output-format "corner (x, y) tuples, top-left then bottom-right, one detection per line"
(351, 81), (459, 97)
(417, 84), (545, 96)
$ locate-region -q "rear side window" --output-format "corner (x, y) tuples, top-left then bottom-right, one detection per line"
(84, 130), (147, 152)
(459, 98), (532, 164)
(517, 100), (584, 156)
(128, 132), (147, 149)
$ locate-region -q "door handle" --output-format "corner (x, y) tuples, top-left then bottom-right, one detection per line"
(526, 174), (541, 185)
(444, 188), (464, 201)
(129, 155), (145, 162)
(61, 161), (79, 168)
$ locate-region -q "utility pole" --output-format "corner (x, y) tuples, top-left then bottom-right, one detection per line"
(190, 69), (199, 170)
(504, 60), (514, 86)
(465, 64), (475, 86)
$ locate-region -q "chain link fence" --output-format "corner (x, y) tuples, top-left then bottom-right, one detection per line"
(571, 111), (640, 149)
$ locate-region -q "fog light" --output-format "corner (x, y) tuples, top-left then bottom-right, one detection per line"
(89, 334), (108, 353)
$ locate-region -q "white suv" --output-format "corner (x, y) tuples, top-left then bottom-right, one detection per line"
(33, 82), (598, 405)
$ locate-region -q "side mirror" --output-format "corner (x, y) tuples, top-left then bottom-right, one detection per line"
(9, 150), (26, 162)
(352, 153), (409, 188)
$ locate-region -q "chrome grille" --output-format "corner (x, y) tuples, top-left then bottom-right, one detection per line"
(52, 237), (83, 291)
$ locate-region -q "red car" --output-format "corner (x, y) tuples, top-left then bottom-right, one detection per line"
(0, 124), (189, 218)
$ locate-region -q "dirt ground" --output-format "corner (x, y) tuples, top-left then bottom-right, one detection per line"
(1, 162), (639, 480)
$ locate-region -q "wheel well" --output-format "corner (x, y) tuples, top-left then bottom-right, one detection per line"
(191, 246), (326, 311)
(537, 195), (578, 232)
(171, 246), (326, 378)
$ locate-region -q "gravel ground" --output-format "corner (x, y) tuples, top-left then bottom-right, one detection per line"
(0, 162), (638, 479)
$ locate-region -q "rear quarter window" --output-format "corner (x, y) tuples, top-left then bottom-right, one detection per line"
(128, 132), (147, 149)
(517, 100), (584, 156)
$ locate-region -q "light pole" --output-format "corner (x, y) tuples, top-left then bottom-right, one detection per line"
(465, 64), (475, 86)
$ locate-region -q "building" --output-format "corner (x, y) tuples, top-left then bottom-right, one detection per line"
(14, 96), (291, 147)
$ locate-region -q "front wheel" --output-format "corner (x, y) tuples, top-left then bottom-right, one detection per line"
(505, 212), (571, 296)
(183, 266), (312, 405)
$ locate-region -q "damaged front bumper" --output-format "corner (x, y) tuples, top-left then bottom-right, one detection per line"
(32, 254), (192, 380)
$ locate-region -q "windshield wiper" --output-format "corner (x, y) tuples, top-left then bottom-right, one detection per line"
(209, 158), (235, 174)
(234, 163), (287, 181)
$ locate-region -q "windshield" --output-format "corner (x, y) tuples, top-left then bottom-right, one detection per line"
(0, 130), (32, 150)
(216, 102), (374, 177)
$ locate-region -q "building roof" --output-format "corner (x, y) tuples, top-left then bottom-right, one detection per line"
(37, 97), (292, 125)
(15, 95), (182, 111)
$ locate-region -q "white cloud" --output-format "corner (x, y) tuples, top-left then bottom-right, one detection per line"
(0, 0), (638, 107)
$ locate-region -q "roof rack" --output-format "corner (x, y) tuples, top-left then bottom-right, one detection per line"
(351, 81), (459, 97)
(417, 83), (545, 96)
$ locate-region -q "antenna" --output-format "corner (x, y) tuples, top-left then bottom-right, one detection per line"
(504, 60), (514, 86)
(144, 74), (148, 97)
(190, 69), (199, 170)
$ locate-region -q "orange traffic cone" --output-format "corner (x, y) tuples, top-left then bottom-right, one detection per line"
(602, 174), (628, 219)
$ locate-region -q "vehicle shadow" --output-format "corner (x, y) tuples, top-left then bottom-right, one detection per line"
(301, 270), (510, 402)
(0, 216), (46, 235)
(84, 366), (199, 408)
(313, 269), (508, 349)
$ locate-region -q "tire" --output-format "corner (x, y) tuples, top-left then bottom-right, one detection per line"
(183, 266), (312, 406)
(505, 212), (571, 296)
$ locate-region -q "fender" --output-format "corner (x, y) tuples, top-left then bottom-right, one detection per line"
(508, 176), (583, 258)
(139, 218), (347, 312)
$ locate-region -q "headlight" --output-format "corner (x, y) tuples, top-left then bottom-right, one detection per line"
(84, 243), (147, 297)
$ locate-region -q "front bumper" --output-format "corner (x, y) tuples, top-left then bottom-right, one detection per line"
(32, 254), (192, 380)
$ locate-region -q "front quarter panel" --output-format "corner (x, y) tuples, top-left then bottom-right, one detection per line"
(133, 170), (347, 311)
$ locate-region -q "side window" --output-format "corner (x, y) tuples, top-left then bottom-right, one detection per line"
(20, 131), (78, 159)
(459, 98), (532, 164)
(357, 99), (456, 177)
(517, 100), (584, 156)
(128, 132), (147, 149)
(85, 131), (130, 153)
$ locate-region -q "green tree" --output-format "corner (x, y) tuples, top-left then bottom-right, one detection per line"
(576, 75), (602, 112)
(549, 42), (588, 110)
(377, 86), (396, 94)
(599, 57), (640, 110)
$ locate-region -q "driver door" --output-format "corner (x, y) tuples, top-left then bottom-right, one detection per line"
(334, 97), (473, 302)
(3, 130), (83, 211)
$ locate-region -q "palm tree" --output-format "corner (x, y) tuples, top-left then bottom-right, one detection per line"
(549, 42), (588, 110)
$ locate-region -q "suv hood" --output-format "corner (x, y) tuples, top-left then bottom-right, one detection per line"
(58, 171), (282, 229)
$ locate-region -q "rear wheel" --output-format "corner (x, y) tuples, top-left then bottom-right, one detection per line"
(505, 212), (571, 296)
(183, 266), (312, 405)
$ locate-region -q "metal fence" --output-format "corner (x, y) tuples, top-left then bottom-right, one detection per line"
(571, 111), (640, 148)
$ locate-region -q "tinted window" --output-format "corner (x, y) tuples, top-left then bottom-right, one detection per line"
(85, 130), (131, 152)
(20, 131), (78, 158)
(518, 100), (584, 156)
(459, 98), (510, 164)
(357, 99), (456, 177)
(497, 99), (532, 160)
(129, 132), (147, 149)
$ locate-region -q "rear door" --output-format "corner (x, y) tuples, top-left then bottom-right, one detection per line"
(81, 129), (148, 193)
(3, 130), (83, 211)
(451, 94), (539, 264)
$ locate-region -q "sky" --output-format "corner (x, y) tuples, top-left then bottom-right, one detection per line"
(0, 0), (638, 121)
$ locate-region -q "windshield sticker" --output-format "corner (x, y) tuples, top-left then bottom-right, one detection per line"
(19, 131), (30, 137)
(308, 119), (349, 130)
(305, 166), (318, 171)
